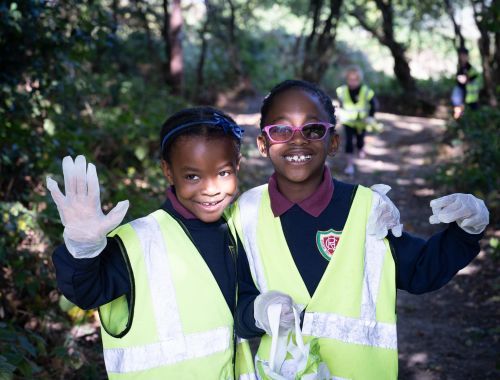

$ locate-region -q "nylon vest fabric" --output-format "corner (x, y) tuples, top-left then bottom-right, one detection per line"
(465, 68), (480, 104)
(99, 210), (255, 380)
(233, 185), (398, 379)
(336, 85), (374, 130)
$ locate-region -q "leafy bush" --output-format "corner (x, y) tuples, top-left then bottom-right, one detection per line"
(435, 106), (500, 225)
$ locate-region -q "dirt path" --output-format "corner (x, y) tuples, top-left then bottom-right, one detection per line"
(230, 110), (499, 379)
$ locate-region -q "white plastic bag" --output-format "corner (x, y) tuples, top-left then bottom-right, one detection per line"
(257, 304), (332, 380)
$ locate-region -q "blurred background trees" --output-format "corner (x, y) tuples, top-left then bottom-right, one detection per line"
(0, 0), (498, 378)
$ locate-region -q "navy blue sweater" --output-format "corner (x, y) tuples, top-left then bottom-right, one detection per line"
(52, 198), (261, 335)
(52, 181), (483, 339)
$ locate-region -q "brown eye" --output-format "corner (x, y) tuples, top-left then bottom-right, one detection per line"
(268, 125), (293, 142)
(302, 123), (327, 139)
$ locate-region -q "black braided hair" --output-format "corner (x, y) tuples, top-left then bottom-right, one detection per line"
(260, 79), (336, 129)
(160, 106), (240, 163)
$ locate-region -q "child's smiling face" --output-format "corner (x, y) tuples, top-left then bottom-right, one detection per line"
(257, 88), (339, 198)
(161, 135), (240, 222)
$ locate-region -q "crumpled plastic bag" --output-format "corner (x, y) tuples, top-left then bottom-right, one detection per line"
(257, 304), (332, 380)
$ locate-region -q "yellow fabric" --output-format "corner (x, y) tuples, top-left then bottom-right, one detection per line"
(237, 185), (398, 379)
(99, 210), (254, 379)
(336, 84), (374, 130)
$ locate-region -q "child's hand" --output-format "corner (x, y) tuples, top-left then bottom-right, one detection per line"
(254, 291), (297, 336)
(368, 184), (403, 239)
(46, 155), (129, 258)
(429, 193), (489, 234)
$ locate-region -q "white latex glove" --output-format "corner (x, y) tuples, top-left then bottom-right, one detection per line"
(365, 116), (376, 125)
(367, 184), (403, 239)
(429, 193), (489, 234)
(254, 291), (296, 336)
(46, 155), (129, 258)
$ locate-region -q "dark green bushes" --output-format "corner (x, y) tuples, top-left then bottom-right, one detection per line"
(436, 107), (500, 225)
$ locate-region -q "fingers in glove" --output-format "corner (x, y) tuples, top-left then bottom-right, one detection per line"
(46, 177), (65, 208)
(430, 194), (457, 210)
(86, 163), (101, 205)
(101, 200), (129, 233)
(459, 215), (481, 228)
(429, 214), (441, 224)
(391, 223), (403, 237)
(75, 155), (88, 196)
(436, 199), (471, 223)
(371, 184), (392, 195)
(62, 156), (77, 197)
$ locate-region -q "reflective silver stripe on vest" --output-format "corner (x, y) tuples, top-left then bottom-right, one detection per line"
(130, 216), (183, 342)
(238, 185), (268, 293)
(302, 312), (397, 350)
(361, 234), (386, 320)
(360, 191), (387, 320)
(103, 214), (230, 373)
(104, 327), (231, 373)
(239, 187), (397, 350)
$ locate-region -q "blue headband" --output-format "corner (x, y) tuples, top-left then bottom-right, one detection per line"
(161, 115), (244, 152)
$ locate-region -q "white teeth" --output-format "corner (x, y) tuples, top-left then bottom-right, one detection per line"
(285, 154), (311, 162)
(201, 201), (219, 206)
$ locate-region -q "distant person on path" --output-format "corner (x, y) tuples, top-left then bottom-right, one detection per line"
(46, 107), (257, 379)
(335, 65), (378, 175)
(232, 79), (490, 379)
(451, 47), (481, 119)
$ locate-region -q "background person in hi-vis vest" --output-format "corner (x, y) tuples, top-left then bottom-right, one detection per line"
(231, 80), (489, 380)
(47, 107), (258, 379)
(451, 47), (481, 119)
(335, 66), (379, 176)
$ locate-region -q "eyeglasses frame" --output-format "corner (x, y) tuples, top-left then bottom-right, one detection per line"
(261, 122), (336, 143)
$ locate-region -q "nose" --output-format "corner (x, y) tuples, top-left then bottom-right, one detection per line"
(202, 178), (221, 196)
(289, 127), (308, 145)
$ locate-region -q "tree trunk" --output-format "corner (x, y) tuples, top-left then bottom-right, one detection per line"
(351, 0), (417, 95)
(195, 0), (210, 96)
(301, 0), (343, 83)
(226, 0), (243, 82)
(444, 0), (466, 50)
(162, 0), (183, 95)
(472, 0), (498, 107)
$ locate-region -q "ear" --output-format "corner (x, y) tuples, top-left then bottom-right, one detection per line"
(256, 134), (269, 158)
(236, 153), (242, 172)
(327, 132), (340, 156)
(161, 159), (175, 185)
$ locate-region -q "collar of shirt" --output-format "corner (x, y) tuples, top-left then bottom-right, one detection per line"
(268, 166), (334, 217)
(166, 187), (198, 219)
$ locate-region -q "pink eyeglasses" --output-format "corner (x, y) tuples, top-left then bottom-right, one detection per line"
(262, 122), (335, 143)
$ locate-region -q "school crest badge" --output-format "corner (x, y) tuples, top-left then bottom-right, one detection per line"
(316, 229), (342, 261)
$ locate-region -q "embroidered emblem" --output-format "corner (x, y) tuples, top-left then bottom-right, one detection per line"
(316, 229), (342, 261)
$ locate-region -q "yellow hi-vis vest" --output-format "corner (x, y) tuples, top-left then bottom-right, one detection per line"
(98, 209), (256, 380)
(465, 67), (481, 104)
(336, 85), (375, 131)
(232, 185), (397, 380)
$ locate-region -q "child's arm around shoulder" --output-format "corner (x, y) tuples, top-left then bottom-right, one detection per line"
(47, 155), (130, 309)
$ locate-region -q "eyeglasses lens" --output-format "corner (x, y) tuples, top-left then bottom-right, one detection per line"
(302, 123), (327, 140)
(269, 125), (293, 142)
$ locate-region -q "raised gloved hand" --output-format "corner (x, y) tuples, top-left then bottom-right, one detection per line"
(46, 155), (129, 259)
(429, 193), (489, 234)
(254, 291), (296, 336)
(367, 184), (403, 239)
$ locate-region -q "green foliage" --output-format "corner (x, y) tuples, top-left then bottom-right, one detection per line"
(435, 107), (500, 224)
(0, 323), (45, 379)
